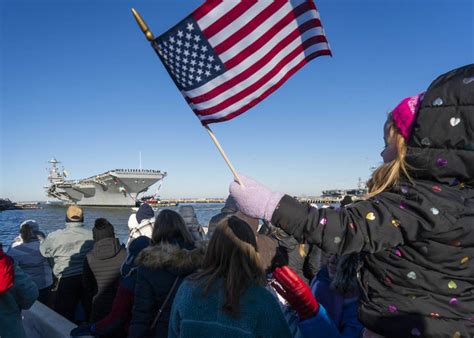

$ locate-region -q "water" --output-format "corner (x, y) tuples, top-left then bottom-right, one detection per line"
(0, 204), (224, 248)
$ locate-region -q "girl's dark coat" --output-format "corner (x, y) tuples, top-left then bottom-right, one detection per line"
(272, 64), (474, 337)
(128, 241), (205, 338)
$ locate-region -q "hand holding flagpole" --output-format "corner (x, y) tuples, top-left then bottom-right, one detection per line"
(131, 8), (244, 186)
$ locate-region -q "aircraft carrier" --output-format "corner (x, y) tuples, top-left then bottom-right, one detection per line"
(44, 158), (166, 207)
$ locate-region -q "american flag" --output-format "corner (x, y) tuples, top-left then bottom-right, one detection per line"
(152, 0), (331, 125)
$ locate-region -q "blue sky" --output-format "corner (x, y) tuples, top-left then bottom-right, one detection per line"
(1, 0), (473, 201)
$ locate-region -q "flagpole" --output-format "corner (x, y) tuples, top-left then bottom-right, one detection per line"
(131, 8), (154, 41)
(131, 8), (244, 187)
(204, 125), (243, 186)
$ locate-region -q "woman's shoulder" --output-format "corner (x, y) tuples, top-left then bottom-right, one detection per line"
(172, 278), (207, 308)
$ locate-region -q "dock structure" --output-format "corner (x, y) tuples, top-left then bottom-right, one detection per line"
(160, 197), (345, 205)
(160, 198), (226, 204)
(297, 197), (342, 204)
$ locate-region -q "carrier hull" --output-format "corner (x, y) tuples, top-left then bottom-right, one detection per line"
(45, 159), (166, 207)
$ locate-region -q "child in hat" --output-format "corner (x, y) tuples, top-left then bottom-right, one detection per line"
(230, 64), (474, 336)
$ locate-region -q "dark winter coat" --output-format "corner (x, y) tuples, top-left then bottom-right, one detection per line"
(259, 221), (321, 282)
(271, 64), (474, 337)
(128, 241), (206, 338)
(83, 237), (126, 322)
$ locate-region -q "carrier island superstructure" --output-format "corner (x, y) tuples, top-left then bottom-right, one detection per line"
(45, 158), (166, 207)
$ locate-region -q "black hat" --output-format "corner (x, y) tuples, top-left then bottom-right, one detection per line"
(340, 195), (354, 207)
(136, 203), (155, 223)
(93, 218), (115, 241)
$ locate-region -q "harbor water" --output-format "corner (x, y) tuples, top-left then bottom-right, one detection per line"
(0, 204), (224, 249)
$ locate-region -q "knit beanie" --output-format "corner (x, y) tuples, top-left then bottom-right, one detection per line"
(66, 205), (84, 223)
(93, 218), (115, 241)
(136, 203), (155, 223)
(391, 93), (425, 140)
(121, 236), (150, 276)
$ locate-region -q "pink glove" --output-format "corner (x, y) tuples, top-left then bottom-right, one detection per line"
(229, 174), (284, 221)
(272, 266), (319, 320)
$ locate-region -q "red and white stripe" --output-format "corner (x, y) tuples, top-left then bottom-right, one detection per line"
(188, 0), (331, 124)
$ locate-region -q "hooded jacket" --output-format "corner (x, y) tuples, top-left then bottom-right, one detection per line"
(83, 237), (126, 322)
(128, 240), (206, 338)
(126, 214), (154, 247)
(271, 64), (474, 337)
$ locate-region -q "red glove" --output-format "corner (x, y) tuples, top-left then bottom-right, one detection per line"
(0, 248), (14, 294)
(272, 266), (319, 320)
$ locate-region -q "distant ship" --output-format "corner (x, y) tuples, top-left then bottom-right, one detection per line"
(44, 158), (167, 207)
(321, 178), (368, 198)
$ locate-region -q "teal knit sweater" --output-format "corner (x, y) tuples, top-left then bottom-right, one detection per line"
(168, 278), (292, 338)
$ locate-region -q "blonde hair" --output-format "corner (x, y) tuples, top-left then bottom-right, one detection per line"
(298, 244), (307, 258)
(366, 118), (412, 198)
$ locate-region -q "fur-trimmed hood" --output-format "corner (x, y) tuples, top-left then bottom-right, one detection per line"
(136, 241), (206, 272)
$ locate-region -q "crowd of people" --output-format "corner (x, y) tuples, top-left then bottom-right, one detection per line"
(0, 64), (472, 338)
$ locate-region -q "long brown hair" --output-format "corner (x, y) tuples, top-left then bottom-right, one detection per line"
(366, 117), (412, 198)
(151, 209), (194, 245)
(190, 215), (265, 317)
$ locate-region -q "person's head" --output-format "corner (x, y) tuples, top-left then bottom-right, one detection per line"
(93, 218), (115, 241)
(221, 195), (238, 214)
(340, 195), (354, 207)
(192, 215), (265, 317)
(18, 220), (40, 242)
(66, 205), (84, 223)
(121, 236), (150, 276)
(136, 203), (154, 224)
(151, 209), (194, 245)
(367, 94), (423, 197)
(19, 222), (37, 243)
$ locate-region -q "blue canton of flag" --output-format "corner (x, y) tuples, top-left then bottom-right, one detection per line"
(152, 16), (226, 91)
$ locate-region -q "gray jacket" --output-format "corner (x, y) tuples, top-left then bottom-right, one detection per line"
(40, 222), (93, 278)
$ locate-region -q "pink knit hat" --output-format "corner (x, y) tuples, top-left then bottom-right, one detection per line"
(391, 93), (425, 140)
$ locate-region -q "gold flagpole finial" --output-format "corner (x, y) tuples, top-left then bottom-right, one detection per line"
(131, 8), (154, 41)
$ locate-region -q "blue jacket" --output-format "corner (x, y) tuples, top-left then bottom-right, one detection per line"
(297, 267), (363, 338)
(298, 302), (363, 338)
(169, 278), (292, 338)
